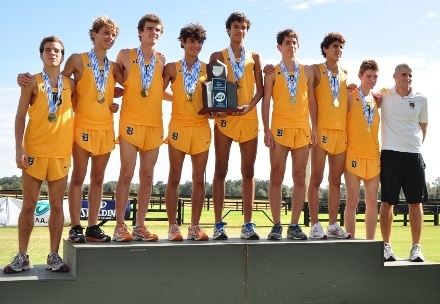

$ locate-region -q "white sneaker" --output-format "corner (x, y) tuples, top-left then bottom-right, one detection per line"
(384, 243), (396, 262)
(409, 244), (424, 262)
(309, 222), (327, 239)
(327, 222), (351, 239)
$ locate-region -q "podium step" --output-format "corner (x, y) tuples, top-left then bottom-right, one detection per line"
(0, 239), (439, 303)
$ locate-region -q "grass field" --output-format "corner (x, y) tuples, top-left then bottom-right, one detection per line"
(1, 208), (439, 266)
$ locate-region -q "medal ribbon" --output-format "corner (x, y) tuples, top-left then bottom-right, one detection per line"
(41, 70), (63, 114)
(88, 48), (110, 94)
(279, 61), (299, 98)
(357, 88), (374, 128)
(137, 48), (156, 90)
(323, 62), (340, 100)
(181, 58), (201, 95)
(227, 46), (245, 82)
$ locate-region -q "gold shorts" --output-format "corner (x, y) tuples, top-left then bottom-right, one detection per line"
(117, 122), (163, 151)
(25, 156), (70, 181)
(215, 117), (258, 143)
(165, 123), (211, 155)
(317, 127), (347, 154)
(74, 127), (115, 156)
(346, 156), (380, 180)
(272, 127), (310, 150)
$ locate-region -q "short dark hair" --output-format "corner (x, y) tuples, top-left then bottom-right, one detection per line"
(138, 14), (163, 41)
(178, 23), (207, 48)
(225, 12), (251, 30)
(276, 29), (298, 46)
(39, 36), (65, 56)
(320, 32), (345, 57)
(359, 59), (379, 75)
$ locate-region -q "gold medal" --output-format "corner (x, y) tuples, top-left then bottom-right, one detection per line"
(236, 80), (241, 89)
(333, 98), (339, 107)
(290, 96), (296, 104)
(141, 88), (148, 98)
(97, 91), (105, 103)
(367, 126), (371, 133)
(186, 93), (193, 102)
(48, 113), (57, 122)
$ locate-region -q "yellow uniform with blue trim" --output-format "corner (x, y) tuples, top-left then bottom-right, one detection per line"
(24, 74), (73, 181)
(315, 63), (348, 154)
(271, 63), (310, 149)
(165, 60), (211, 155)
(214, 49), (258, 143)
(118, 49), (163, 151)
(345, 90), (380, 180)
(74, 52), (116, 155)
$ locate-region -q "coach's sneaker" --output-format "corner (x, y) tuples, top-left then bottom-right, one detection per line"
(46, 253), (69, 272)
(327, 222), (351, 239)
(3, 253), (30, 273)
(240, 222), (260, 240)
(132, 225), (158, 241)
(383, 242), (396, 262)
(267, 223), (283, 240)
(213, 222), (228, 240)
(86, 223), (111, 242)
(187, 225), (209, 241)
(112, 223), (133, 242)
(409, 244), (425, 262)
(68, 225), (86, 243)
(287, 224), (308, 240)
(168, 224), (183, 241)
(309, 222), (327, 239)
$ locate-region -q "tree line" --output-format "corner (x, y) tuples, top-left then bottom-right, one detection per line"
(2, 175), (440, 200)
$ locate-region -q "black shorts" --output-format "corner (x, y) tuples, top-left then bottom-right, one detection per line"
(380, 150), (428, 205)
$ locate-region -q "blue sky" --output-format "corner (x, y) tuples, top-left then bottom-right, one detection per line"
(1, 0), (439, 187)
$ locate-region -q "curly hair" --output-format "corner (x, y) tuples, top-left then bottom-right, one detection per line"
(88, 16), (120, 44)
(225, 12), (251, 30)
(320, 32), (345, 58)
(178, 23), (207, 48)
(276, 29), (299, 45)
(359, 59), (379, 75)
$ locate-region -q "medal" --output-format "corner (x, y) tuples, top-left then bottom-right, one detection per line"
(41, 70), (63, 122)
(88, 49), (110, 105)
(324, 62), (340, 107)
(97, 91), (105, 103)
(290, 96), (296, 104)
(367, 126), (371, 133)
(137, 48), (156, 99)
(227, 46), (245, 88)
(280, 60), (300, 107)
(333, 98), (339, 107)
(357, 88), (375, 135)
(48, 113), (57, 122)
(181, 58), (201, 103)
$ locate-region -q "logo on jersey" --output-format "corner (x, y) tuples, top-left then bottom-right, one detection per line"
(409, 101), (415, 109)
(126, 127), (134, 135)
(86, 62), (93, 68)
(82, 133), (89, 142)
(321, 136), (327, 144)
(220, 120), (227, 128)
(172, 132), (178, 140)
(277, 129), (283, 137)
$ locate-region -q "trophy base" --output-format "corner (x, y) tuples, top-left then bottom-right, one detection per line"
(198, 107), (245, 115)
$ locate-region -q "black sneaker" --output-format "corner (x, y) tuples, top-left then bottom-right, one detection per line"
(68, 225), (86, 243)
(85, 224), (111, 242)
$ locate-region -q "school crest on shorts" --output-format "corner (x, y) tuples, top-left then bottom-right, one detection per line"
(27, 157), (35, 166)
(277, 129), (283, 137)
(321, 135), (327, 144)
(126, 127), (134, 135)
(351, 160), (357, 168)
(172, 132), (178, 140)
(82, 133), (89, 142)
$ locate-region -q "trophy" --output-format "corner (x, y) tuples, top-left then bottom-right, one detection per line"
(199, 60), (243, 114)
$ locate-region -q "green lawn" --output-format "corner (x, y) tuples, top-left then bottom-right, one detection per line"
(1, 209), (439, 266)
